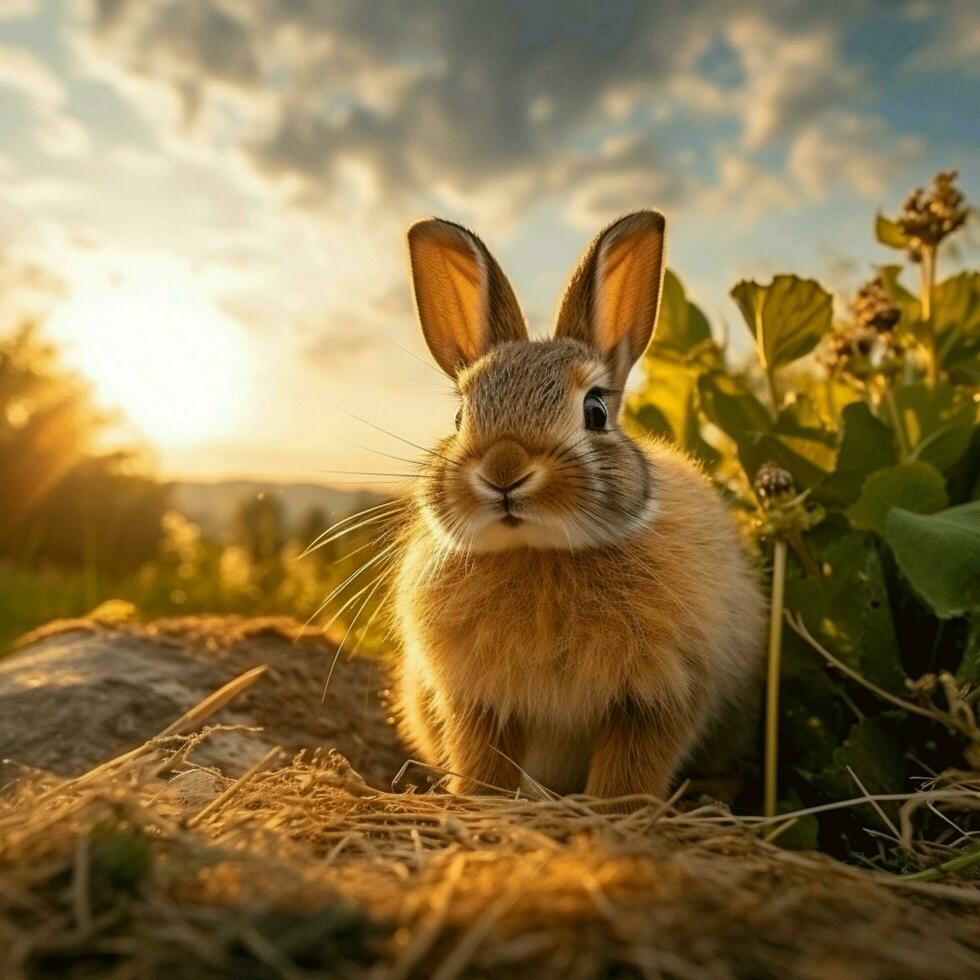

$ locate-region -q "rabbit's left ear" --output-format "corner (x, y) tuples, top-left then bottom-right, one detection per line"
(554, 210), (666, 387)
(407, 218), (527, 377)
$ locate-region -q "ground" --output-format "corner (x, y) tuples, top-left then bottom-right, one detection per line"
(1, 616), (979, 978)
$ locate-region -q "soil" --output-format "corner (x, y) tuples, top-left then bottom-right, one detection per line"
(0, 614), (405, 789)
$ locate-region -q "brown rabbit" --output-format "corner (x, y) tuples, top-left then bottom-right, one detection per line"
(393, 210), (765, 799)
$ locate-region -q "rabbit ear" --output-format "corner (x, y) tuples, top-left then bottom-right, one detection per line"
(407, 218), (527, 377)
(554, 210), (666, 387)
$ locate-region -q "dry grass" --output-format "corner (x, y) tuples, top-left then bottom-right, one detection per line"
(2, 668), (980, 979)
(1, 762), (979, 976)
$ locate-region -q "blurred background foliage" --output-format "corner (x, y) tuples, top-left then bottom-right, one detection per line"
(0, 323), (390, 651)
(626, 170), (978, 860)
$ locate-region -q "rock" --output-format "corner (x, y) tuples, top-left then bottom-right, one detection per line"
(163, 769), (229, 816)
(0, 616), (405, 790)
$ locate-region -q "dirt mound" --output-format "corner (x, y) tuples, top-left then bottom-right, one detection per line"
(0, 615), (404, 788)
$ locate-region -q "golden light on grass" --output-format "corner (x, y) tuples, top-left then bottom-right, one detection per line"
(48, 263), (251, 448)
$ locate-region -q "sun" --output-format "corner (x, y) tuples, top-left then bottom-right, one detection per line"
(48, 263), (251, 449)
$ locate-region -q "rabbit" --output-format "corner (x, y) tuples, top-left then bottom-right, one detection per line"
(392, 209), (765, 800)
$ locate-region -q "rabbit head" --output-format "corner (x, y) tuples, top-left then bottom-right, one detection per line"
(407, 211), (666, 553)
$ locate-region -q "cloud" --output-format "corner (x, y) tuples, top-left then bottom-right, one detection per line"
(108, 144), (169, 175)
(562, 134), (692, 228)
(670, 14), (859, 149)
(905, 0), (980, 76)
(0, 43), (65, 109)
(36, 113), (92, 158)
(697, 150), (796, 221)
(69, 0), (917, 382)
(1, 174), (86, 215)
(0, 0), (40, 22)
(299, 278), (432, 377)
(731, 16), (859, 150)
(76, 0), (740, 221)
(0, 44), (93, 160)
(0, 246), (69, 333)
(74, 0), (879, 237)
(84, 0), (262, 119)
(788, 114), (923, 200)
(303, 327), (381, 371)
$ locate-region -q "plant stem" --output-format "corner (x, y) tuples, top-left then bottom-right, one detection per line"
(902, 843), (980, 881)
(824, 377), (837, 421)
(765, 364), (780, 415)
(920, 244), (937, 383)
(883, 385), (909, 461)
(764, 539), (788, 819)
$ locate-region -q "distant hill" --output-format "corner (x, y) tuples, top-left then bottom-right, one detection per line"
(171, 480), (387, 537)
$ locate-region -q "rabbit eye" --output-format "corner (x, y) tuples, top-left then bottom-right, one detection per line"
(454, 406), (463, 430)
(583, 389), (608, 431)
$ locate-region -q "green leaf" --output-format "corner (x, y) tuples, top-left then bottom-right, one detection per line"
(770, 398), (839, 478)
(630, 353), (720, 469)
(847, 461), (948, 536)
(890, 381), (977, 466)
(885, 502), (980, 619)
(949, 356), (980, 385)
(956, 619), (980, 686)
(731, 275), (832, 369)
(819, 402), (898, 506)
(697, 371), (771, 446)
(740, 433), (833, 491)
(816, 717), (906, 817)
(934, 271), (980, 371)
(696, 376), (834, 487)
(773, 398), (837, 446)
(698, 371), (833, 490)
(875, 214), (911, 250)
(630, 402), (674, 441)
(687, 302), (713, 348)
(910, 420), (977, 473)
(679, 389), (722, 469)
(90, 822), (154, 899)
(786, 532), (907, 693)
(780, 630), (847, 775)
(773, 789), (821, 850)
(652, 269), (713, 354)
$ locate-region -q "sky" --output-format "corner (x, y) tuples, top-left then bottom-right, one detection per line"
(0, 0), (977, 484)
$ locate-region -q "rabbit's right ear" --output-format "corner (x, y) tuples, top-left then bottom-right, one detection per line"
(554, 211), (666, 388)
(407, 219), (527, 377)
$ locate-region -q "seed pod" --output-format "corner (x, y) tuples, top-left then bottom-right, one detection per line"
(754, 461), (795, 508)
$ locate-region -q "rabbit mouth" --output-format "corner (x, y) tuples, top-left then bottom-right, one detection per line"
(500, 513), (522, 527)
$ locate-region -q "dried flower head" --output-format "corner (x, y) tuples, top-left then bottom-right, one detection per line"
(748, 462), (823, 543)
(754, 462), (795, 508)
(899, 170), (968, 258)
(817, 322), (905, 380)
(852, 277), (900, 333)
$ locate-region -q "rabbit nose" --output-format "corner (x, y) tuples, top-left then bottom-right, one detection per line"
(478, 440), (535, 496)
(479, 472), (534, 495)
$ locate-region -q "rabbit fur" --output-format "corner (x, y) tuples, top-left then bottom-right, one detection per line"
(392, 210), (765, 799)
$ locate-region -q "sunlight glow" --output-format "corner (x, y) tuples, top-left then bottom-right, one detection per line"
(48, 263), (251, 449)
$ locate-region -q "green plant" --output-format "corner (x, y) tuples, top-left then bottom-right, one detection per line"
(628, 170), (979, 860)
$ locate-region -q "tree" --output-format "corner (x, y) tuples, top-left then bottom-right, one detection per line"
(233, 493), (285, 566)
(0, 321), (170, 571)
